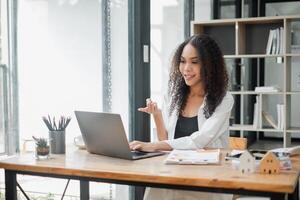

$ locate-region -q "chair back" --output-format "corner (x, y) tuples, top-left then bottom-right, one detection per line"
(229, 137), (247, 150)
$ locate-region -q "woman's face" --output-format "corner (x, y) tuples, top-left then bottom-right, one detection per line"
(179, 43), (202, 87)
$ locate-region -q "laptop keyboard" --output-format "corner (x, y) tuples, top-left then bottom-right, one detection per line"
(131, 151), (148, 156)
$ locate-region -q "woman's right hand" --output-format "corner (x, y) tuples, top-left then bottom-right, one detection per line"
(138, 98), (161, 116)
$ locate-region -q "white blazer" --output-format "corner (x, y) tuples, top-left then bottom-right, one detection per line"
(161, 92), (234, 149)
(144, 92), (234, 200)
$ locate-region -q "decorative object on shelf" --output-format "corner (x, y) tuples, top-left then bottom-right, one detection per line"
(42, 115), (71, 154)
(32, 136), (50, 160)
(239, 150), (256, 173)
(251, 95), (261, 129)
(262, 111), (278, 129)
(254, 86), (280, 93)
(259, 151), (280, 174)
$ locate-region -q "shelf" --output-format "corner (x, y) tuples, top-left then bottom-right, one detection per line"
(224, 54), (300, 58)
(230, 126), (300, 133)
(229, 126), (284, 132)
(286, 53), (300, 57)
(287, 92), (300, 95)
(229, 91), (283, 95)
(230, 125), (256, 131)
(192, 15), (300, 25)
(286, 127), (300, 133)
(224, 54), (285, 58)
(194, 15), (300, 148)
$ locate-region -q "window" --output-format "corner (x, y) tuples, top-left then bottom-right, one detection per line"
(0, 0), (18, 156)
(0, 64), (6, 154)
(17, 0), (129, 199)
(18, 0), (102, 146)
(0, 1), (8, 155)
(150, 0), (184, 139)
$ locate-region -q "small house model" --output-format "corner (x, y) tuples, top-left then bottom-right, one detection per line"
(239, 150), (256, 173)
(259, 151), (280, 174)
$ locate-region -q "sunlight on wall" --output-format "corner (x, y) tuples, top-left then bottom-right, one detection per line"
(18, 0), (102, 144)
(150, 0), (184, 139)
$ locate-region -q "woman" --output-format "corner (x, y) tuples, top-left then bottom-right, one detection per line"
(129, 34), (234, 200)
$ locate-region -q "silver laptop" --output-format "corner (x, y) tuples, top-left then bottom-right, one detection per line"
(75, 111), (164, 160)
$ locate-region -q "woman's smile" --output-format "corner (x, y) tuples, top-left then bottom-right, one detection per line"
(183, 74), (196, 81)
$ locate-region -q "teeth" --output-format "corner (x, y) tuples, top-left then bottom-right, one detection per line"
(185, 75), (194, 79)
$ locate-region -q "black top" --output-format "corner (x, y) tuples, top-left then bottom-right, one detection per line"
(174, 115), (198, 139)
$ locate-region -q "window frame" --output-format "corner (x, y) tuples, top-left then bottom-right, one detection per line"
(0, 0), (19, 156)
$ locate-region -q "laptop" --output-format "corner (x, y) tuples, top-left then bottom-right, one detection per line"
(75, 111), (164, 160)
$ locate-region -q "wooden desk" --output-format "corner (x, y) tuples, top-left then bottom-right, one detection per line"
(0, 149), (299, 200)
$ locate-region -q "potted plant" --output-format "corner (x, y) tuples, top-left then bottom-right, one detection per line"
(33, 136), (50, 159)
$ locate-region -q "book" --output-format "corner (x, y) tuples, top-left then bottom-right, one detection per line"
(276, 28), (280, 54)
(280, 27), (284, 54)
(252, 95), (260, 129)
(276, 104), (284, 130)
(280, 104), (284, 130)
(277, 104), (281, 130)
(266, 27), (284, 55)
(266, 29), (274, 54)
(271, 29), (277, 54)
(262, 111), (278, 129)
(254, 86), (280, 92)
(165, 149), (220, 165)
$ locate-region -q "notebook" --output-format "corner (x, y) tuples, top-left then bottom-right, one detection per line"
(165, 149), (220, 165)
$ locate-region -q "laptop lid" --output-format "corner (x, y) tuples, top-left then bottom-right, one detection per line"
(74, 111), (164, 160)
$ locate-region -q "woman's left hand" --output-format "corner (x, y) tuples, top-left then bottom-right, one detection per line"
(129, 141), (157, 152)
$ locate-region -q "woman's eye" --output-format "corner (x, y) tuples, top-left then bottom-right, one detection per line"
(192, 61), (198, 64)
(180, 60), (185, 63)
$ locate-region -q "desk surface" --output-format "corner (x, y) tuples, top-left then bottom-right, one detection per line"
(0, 149), (299, 194)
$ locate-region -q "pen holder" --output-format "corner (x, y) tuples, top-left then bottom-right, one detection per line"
(49, 131), (65, 154)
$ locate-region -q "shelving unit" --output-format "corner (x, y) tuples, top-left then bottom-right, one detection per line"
(191, 15), (300, 148)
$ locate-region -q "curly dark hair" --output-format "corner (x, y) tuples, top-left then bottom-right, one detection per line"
(168, 34), (228, 118)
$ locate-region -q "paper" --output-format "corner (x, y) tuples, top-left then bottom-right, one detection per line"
(271, 146), (300, 156)
(165, 149), (220, 165)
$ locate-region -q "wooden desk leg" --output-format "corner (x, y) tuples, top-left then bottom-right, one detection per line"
(5, 170), (17, 200)
(80, 180), (89, 200)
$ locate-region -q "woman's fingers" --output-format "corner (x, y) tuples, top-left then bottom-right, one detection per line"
(129, 141), (156, 152)
(129, 141), (142, 150)
(132, 144), (142, 151)
(138, 107), (148, 112)
(137, 98), (159, 115)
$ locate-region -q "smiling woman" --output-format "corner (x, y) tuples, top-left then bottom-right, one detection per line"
(130, 34), (233, 200)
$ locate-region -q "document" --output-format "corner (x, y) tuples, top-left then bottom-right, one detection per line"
(165, 149), (220, 165)
(271, 146), (300, 156)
